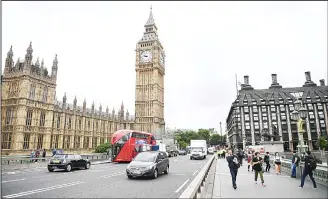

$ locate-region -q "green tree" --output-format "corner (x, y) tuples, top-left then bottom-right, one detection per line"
(197, 129), (211, 143)
(210, 134), (221, 145)
(317, 136), (328, 163)
(94, 142), (111, 153)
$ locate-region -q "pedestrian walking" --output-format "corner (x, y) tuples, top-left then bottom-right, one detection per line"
(291, 151), (300, 178)
(247, 152), (252, 171)
(299, 151), (317, 188)
(264, 152), (271, 172)
(274, 152), (281, 175)
(217, 149), (222, 159)
(237, 148), (244, 166)
(222, 148), (226, 158)
(42, 148), (46, 162)
(226, 149), (240, 189)
(30, 149), (35, 163)
(252, 152), (266, 187)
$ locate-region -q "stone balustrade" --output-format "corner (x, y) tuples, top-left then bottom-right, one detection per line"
(269, 155), (328, 186)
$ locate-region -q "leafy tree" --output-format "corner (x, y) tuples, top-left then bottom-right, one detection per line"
(94, 142), (111, 153)
(210, 134), (221, 145)
(198, 129), (211, 143)
(317, 136), (328, 150)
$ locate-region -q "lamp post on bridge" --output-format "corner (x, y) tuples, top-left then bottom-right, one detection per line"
(291, 99), (309, 156)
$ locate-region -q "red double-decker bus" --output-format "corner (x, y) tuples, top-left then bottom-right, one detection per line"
(111, 130), (156, 162)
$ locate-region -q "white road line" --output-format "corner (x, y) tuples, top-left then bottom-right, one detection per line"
(99, 171), (125, 178)
(2, 179), (26, 183)
(175, 179), (190, 193)
(2, 181), (86, 198)
(192, 170), (198, 176)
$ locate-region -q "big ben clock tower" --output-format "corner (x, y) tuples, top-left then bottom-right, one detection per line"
(135, 6), (165, 135)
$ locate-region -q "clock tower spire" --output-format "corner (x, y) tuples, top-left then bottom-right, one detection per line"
(135, 6), (165, 137)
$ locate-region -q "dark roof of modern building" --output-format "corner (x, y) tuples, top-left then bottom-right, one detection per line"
(226, 84), (328, 124)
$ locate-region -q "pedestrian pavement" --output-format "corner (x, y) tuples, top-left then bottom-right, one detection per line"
(212, 158), (328, 198)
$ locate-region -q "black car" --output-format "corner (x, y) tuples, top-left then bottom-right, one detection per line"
(178, 150), (187, 155)
(48, 154), (91, 172)
(126, 151), (169, 179)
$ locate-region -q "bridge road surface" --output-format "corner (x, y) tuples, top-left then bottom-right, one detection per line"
(212, 158), (328, 198)
(1, 154), (213, 198)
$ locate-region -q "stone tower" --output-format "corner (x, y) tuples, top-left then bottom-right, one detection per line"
(1, 42), (58, 151)
(135, 6), (165, 134)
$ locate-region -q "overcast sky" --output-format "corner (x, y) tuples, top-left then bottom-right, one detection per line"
(2, 1), (327, 132)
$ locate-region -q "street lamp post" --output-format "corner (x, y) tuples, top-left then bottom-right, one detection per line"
(291, 99), (309, 156)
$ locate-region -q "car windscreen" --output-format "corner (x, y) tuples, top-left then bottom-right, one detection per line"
(52, 154), (68, 159)
(193, 148), (202, 152)
(134, 152), (156, 162)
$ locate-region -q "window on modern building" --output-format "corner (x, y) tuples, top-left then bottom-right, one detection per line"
(244, 107), (249, 113)
(307, 104), (313, 110)
(254, 122), (259, 129)
(289, 105), (294, 111)
(270, 105), (276, 112)
(280, 105), (285, 112)
(245, 114), (250, 121)
(263, 113), (267, 117)
(254, 116), (259, 121)
(271, 114), (277, 121)
(263, 116), (268, 121)
(263, 122), (268, 128)
(318, 111), (324, 119)
(245, 122), (250, 130)
(253, 106), (258, 112)
(309, 112), (315, 119)
(261, 106), (267, 112)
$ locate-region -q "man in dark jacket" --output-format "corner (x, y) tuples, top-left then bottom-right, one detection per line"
(299, 151), (317, 188)
(226, 149), (240, 189)
(237, 148), (244, 166)
(291, 151), (300, 178)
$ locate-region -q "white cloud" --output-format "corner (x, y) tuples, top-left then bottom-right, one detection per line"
(2, 1), (327, 130)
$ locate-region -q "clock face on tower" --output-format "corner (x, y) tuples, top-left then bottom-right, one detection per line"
(140, 51), (152, 63)
(160, 52), (165, 66)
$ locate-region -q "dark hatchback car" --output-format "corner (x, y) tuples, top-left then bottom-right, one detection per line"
(126, 151), (169, 179)
(48, 154), (91, 172)
(178, 150), (187, 155)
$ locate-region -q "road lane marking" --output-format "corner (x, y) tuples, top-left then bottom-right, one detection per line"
(175, 179), (190, 193)
(2, 181), (86, 198)
(2, 179), (26, 183)
(192, 170), (198, 176)
(99, 171), (125, 178)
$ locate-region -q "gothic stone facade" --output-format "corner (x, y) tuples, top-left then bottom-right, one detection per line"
(134, 7), (166, 136)
(1, 43), (134, 154)
(226, 72), (328, 151)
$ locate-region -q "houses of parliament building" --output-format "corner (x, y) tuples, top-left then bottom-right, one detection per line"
(1, 7), (166, 154)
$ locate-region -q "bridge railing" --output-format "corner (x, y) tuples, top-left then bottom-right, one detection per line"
(1, 154), (110, 165)
(179, 155), (215, 199)
(269, 155), (328, 186)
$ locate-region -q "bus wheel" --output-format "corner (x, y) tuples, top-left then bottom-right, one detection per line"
(152, 169), (158, 179)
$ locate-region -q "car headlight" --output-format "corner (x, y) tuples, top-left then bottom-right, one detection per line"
(62, 159), (67, 164)
(146, 165), (153, 170)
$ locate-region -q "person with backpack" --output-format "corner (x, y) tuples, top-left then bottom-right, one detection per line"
(299, 151), (317, 188)
(291, 151), (300, 178)
(264, 152), (271, 172)
(252, 152), (266, 187)
(226, 149), (240, 189)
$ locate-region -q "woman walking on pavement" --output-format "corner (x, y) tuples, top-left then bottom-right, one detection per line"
(252, 152), (266, 187)
(274, 152), (281, 175)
